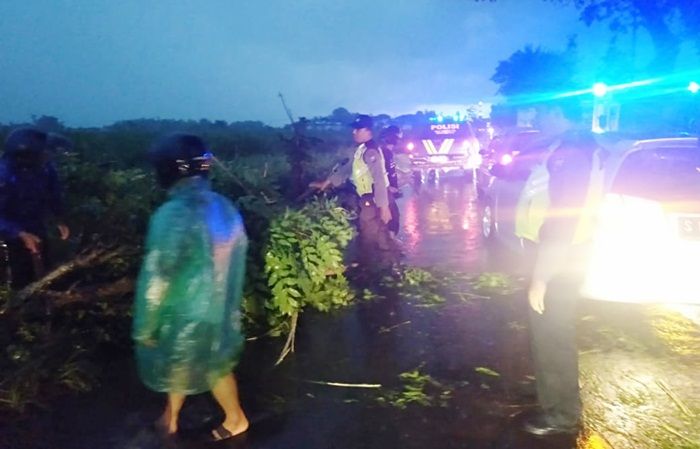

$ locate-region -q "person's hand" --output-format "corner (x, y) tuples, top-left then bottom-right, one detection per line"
(57, 223), (70, 240)
(380, 206), (392, 224)
(18, 231), (42, 254)
(528, 279), (547, 314)
(309, 180), (329, 191)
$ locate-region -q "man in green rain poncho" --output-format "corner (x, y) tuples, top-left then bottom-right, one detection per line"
(132, 134), (249, 441)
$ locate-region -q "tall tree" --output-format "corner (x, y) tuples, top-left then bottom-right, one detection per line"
(547, 0), (700, 73)
(490, 44), (577, 99)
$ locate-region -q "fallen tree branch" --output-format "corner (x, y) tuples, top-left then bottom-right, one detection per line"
(660, 423), (697, 445)
(275, 311), (298, 366)
(302, 380), (382, 389)
(656, 379), (696, 418)
(40, 277), (134, 307)
(13, 246), (130, 306)
(378, 320), (411, 334)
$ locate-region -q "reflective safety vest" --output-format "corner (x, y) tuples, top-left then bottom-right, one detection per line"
(352, 143), (388, 196)
(515, 141), (605, 245)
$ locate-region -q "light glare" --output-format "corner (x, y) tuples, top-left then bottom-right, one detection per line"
(500, 153), (513, 165)
(592, 82), (608, 98)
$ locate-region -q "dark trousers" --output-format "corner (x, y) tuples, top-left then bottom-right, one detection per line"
(387, 197), (400, 235)
(357, 197), (400, 274)
(4, 238), (47, 289)
(528, 275), (582, 427)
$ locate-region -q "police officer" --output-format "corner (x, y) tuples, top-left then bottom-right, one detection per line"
(309, 115), (400, 279)
(0, 128), (70, 288)
(518, 97), (603, 436)
(379, 125), (402, 237)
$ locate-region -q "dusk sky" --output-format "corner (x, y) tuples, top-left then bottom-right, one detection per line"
(2, 0), (693, 128)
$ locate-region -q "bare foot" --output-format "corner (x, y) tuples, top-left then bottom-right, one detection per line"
(155, 414), (177, 435)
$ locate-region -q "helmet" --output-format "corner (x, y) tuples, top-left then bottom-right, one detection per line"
(46, 133), (74, 154)
(379, 125), (402, 146)
(3, 127), (48, 169)
(148, 133), (213, 188)
(4, 127), (47, 156)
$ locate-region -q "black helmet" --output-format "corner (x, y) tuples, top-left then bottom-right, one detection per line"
(46, 133), (74, 154)
(380, 125), (402, 145)
(4, 127), (47, 156)
(148, 133), (213, 188)
(3, 127), (48, 169)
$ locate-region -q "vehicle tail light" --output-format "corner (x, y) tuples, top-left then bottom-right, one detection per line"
(500, 153), (513, 165)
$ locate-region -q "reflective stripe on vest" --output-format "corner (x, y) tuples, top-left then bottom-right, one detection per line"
(514, 141), (559, 242)
(515, 143), (605, 245)
(352, 144), (387, 196)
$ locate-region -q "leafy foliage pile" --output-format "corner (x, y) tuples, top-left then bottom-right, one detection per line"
(264, 198), (355, 328)
(375, 267), (446, 307)
(376, 367), (452, 409)
(472, 272), (519, 295)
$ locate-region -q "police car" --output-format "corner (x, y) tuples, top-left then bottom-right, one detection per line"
(404, 116), (481, 179)
(479, 135), (700, 305)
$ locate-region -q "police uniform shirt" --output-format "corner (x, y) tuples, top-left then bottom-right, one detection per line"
(326, 140), (390, 208)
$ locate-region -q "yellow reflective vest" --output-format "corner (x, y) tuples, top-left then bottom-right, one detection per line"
(352, 143), (388, 196)
(515, 141), (605, 245)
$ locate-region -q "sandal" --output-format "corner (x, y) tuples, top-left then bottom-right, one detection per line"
(210, 424), (243, 442)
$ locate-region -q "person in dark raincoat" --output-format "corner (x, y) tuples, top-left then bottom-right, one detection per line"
(132, 134), (249, 441)
(0, 128), (70, 288)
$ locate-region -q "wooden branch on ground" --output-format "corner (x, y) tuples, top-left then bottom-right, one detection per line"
(13, 246), (130, 306)
(302, 380), (382, 388)
(40, 277), (135, 307)
(656, 379), (696, 418)
(275, 311), (298, 366)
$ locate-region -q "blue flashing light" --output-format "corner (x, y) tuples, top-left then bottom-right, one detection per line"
(437, 115), (444, 123)
(592, 82), (608, 98)
(689, 81), (699, 94)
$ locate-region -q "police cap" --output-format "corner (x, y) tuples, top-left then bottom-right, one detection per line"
(350, 114), (373, 130)
(380, 125), (402, 145)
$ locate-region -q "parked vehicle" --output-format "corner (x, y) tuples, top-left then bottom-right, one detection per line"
(478, 135), (700, 304)
(404, 117), (481, 180)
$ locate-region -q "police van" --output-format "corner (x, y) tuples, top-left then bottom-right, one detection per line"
(404, 116), (481, 179)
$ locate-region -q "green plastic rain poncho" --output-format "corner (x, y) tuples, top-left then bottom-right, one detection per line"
(132, 177), (248, 394)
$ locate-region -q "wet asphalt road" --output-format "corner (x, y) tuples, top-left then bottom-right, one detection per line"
(9, 174), (700, 449)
